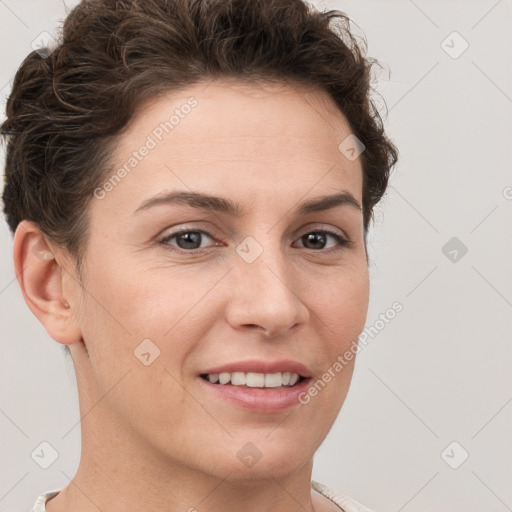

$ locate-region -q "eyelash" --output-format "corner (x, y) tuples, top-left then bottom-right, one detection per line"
(159, 228), (352, 255)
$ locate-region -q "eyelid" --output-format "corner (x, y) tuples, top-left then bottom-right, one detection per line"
(292, 222), (349, 242)
(159, 227), (219, 246)
(292, 228), (352, 251)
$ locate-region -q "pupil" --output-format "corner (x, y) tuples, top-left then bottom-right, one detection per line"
(177, 232), (201, 249)
(303, 232), (325, 249)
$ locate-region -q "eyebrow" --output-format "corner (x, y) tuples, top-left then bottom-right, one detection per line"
(134, 190), (362, 216)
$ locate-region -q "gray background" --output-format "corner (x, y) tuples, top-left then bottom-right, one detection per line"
(1, 0), (511, 511)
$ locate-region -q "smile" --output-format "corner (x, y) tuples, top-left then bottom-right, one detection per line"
(200, 371), (302, 387)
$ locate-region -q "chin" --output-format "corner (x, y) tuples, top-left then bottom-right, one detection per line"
(220, 433), (315, 481)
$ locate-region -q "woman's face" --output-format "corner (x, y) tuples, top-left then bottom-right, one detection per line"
(68, 79), (369, 480)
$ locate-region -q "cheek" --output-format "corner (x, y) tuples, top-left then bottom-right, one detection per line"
(311, 262), (370, 340)
(73, 271), (191, 428)
(304, 262), (369, 404)
(74, 258), (218, 382)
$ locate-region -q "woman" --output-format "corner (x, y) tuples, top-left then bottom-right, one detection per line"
(2, 0), (397, 510)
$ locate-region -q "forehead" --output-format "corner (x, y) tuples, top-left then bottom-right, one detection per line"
(100, 78), (363, 215)
(127, 79), (354, 150)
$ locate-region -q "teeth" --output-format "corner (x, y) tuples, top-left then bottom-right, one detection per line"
(204, 372), (301, 387)
(231, 372), (246, 385)
(218, 372), (230, 385)
(246, 372), (265, 387)
(264, 373), (283, 387)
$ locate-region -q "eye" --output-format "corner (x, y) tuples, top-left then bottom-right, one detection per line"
(160, 229), (217, 253)
(159, 227), (351, 255)
(294, 230), (351, 251)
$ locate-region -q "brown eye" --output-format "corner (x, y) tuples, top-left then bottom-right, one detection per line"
(160, 230), (216, 252)
(174, 232), (202, 250)
(295, 230), (350, 251)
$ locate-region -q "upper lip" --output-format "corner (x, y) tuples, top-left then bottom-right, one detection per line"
(200, 359), (312, 378)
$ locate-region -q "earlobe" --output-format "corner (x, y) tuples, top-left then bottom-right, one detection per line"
(13, 221), (83, 345)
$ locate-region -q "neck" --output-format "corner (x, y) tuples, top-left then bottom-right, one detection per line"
(47, 431), (318, 512)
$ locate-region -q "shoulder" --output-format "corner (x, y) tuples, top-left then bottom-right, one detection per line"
(311, 480), (375, 512)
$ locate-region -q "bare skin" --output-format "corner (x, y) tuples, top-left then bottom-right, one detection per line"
(15, 78), (369, 512)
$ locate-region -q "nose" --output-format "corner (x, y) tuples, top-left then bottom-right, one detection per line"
(225, 243), (310, 339)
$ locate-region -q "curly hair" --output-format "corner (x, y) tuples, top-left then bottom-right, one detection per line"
(1, 0), (398, 269)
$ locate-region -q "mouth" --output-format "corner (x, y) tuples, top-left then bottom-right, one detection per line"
(199, 371), (307, 388)
(197, 371), (312, 413)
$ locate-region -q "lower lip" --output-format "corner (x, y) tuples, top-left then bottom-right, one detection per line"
(197, 376), (311, 413)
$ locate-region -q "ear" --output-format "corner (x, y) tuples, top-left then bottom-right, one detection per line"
(13, 221), (83, 345)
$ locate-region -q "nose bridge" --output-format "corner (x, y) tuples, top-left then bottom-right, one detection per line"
(227, 233), (308, 336)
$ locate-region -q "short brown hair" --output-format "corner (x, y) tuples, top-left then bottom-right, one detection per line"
(1, 0), (398, 269)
